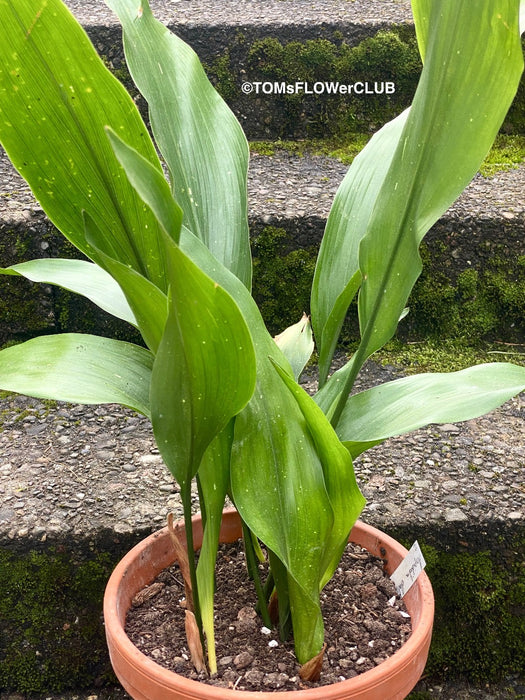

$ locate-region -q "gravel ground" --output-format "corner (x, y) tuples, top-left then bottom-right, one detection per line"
(0, 359), (523, 546)
(2, 676), (525, 699)
(248, 151), (525, 228)
(2, 145), (524, 237)
(62, 0), (412, 29)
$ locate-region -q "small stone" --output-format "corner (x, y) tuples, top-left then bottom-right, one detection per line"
(139, 453), (162, 465)
(443, 480), (459, 489)
(444, 508), (468, 522)
(438, 424), (460, 433)
(172, 656), (187, 671)
(263, 672), (288, 688)
(219, 655), (233, 666)
(63, 501), (81, 509)
(244, 668), (264, 684)
(508, 511), (523, 520)
(238, 606), (257, 620)
(233, 651), (253, 669)
(414, 480), (431, 489)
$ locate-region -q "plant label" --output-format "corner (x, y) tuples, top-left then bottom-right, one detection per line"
(390, 541), (426, 598)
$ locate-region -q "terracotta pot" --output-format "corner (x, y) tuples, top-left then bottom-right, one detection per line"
(104, 508), (434, 700)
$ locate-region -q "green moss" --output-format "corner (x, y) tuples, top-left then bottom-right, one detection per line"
(250, 133), (371, 164)
(0, 547), (116, 693)
(406, 252), (525, 344)
(416, 542), (525, 681)
(0, 397), (58, 432)
(376, 338), (524, 374)
(204, 49), (239, 102)
(251, 226), (317, 335)
(480, 134), (525, 176)
(251, 131), (519, 172)
(100, 54), (137, 97)
(251, 223), (524, 354)
(244, 29), (421, 136)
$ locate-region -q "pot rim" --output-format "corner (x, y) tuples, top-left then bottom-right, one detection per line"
(104, 509), (434, 699)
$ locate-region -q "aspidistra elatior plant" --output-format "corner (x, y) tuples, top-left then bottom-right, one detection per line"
(0, 0), (524, 676)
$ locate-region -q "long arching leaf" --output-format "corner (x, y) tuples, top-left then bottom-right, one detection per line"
(337, 363), (525, 457)
(311, 110), (409, 386)
(0, 334), (153, 416)
(0, 259), (136, 327)
(357, 2), (523, 365)
(106, 0), (252, 289)
(0, 0), (168, 288)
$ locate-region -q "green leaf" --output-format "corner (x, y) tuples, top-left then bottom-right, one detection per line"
(196, 425), (233, 675)
(82, 212), (167, 354)
(150, 235), (256, 490)
(106, 0), (252, 289)
(0, 259), (136, 327)
(106, 127), (183, 244)
(175, 230), (339, 665)
(271, 360), (365, 588)
(337, 363), (525, 457)
(314, 355), (358, 422)
(320, 1), (523, 428)
(0, 0), (168, 288)
(273, 314), (315, 381)
(231, 371), (332, 664)
(357, 2), (523, 363)
(311, 110), (409, 386)
(0, 334), (152, 416)
(412, 0), (432, 61)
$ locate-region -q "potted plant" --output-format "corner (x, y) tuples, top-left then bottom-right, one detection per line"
(0, 0), (523, 697)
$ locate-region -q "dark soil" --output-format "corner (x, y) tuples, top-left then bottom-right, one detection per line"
(125, 539), (412, 692)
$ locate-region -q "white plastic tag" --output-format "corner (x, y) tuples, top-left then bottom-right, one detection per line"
(390, 541), (426, 598)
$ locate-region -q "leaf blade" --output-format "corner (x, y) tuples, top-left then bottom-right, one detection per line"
(311, 110), (409, 385)
(0, 0), (168, 288)
(337, 363), (525, 455)
(0, 334), (153, 416)
(106, 0), (252, 288)
(150, 236), (256, 489)
(273, 314), (315, 381)
(357, 3), (524, 362)
(0, 259), (136, 327)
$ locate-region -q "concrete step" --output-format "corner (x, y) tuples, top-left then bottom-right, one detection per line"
(64, 0), (416, 139)
(53, 0), (522, 139)
(1, 145), (524, 342)
(64, 0), (412, 64)
(2, 674), (525, 699)
(0, 360), (523, 693)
